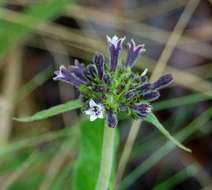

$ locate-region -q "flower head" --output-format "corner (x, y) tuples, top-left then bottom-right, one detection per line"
(53, 35), (173, 128)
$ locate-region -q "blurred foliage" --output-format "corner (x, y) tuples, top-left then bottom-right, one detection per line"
(0, 0), (71, 56)
(0, 0), (211, 190)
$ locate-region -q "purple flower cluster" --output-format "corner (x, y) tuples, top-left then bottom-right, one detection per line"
(53, 35), (173, 128)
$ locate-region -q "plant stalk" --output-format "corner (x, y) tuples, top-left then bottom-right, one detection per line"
(95, 124), (116, 190)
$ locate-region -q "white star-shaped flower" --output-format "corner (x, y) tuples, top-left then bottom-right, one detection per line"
(84, 99), (104, 121)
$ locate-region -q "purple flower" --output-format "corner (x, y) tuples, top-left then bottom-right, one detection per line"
(93, 53), (105, 80)
(125, 39), (146, 67)
(143, 91), (160, 101)
(53, 65), (87, 88)
(106, 110), (118, 128)
(107, 35), (125, 72)
(132, 103), (151, 118)
(53, 35), (174, 127)
(152, 74), (173, 90)
(69, 60), (88, 82)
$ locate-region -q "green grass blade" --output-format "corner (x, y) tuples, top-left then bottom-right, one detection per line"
(120, 107), (212, 189)
(153, 91), (212, 111)
(153, 165), (198, 190)
(14, 99), (82, 122)
(145, 113), (191, 152)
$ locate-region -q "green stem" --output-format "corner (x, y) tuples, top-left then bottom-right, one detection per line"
(95, 124), (116, 190)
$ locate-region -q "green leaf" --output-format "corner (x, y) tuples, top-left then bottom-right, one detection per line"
(72, 119), (110, 190)
(144, 113), (191, 152)
(15, 99), (82, 122)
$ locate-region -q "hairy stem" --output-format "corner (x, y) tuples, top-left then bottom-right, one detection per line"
(95, 124), (116, 190)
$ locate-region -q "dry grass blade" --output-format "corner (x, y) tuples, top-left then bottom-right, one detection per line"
(115, 120), (142, 189)
(65, 4), (212, 60)
(0, 47), (22, 144)
(150, 0), (200, 81)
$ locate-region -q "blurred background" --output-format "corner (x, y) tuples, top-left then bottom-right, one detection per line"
(0, 0), (212, 189)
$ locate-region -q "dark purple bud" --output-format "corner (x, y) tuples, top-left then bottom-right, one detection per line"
(107, 35), (125, 72)
(94, 53), (104, 80)
(84, 64), (97, 80)
(152, 74), (173, 90)
(53, 65), (86, 88)
(125, 39), (146, 67)
(87, 64), (97, 78)
(139, 83), (152, 95)
(106, 110), (118, 128)
(84, 69), (93, 80)
(125, 90), (136, 99)
(143, 91), (160, 101)
(69, 60), (88, 83)
(132, 103), (151, 118)
(103, 74), (111, 84)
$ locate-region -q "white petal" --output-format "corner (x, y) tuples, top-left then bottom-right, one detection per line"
(147, 107), (152, 113)
(84, 109), (93, 115)
(98, 112), (104, 119)
(127, 42), (132, 49)
(89, 99), (97, 108)
(141, 68), (148, 76)
(59, 65), (66, 70)
(97, 104), (104, 111)
(131, 39), (136, 48)
(111, 35), (118, 42)
(90, 114), (97, 121)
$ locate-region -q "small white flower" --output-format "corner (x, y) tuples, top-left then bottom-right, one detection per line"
(84, 99), (104, 121)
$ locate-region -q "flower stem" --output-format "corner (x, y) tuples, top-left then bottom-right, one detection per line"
(95, 124), (116, 190)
